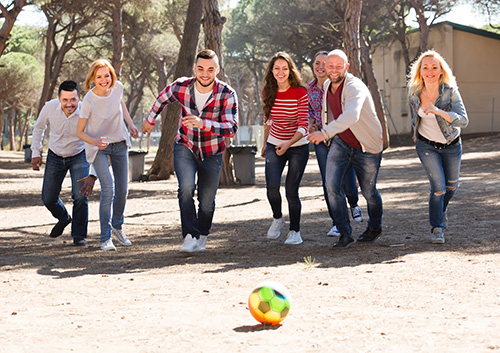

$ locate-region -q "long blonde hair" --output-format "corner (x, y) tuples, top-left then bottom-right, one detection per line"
(84, 59), (117, 91)
(408, 50), (457, 95)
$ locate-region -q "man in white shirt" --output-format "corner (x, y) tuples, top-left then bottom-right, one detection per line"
(31, 81), (95, 246)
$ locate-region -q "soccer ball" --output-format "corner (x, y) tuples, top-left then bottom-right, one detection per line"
(248, 281), (291, 325)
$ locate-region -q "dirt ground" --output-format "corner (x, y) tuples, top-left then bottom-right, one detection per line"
(1, 133), (499, 353)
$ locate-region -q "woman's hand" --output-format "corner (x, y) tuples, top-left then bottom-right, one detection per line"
(129, 124), (139, 138)
(97, 137), (109, 150)
(422, 104), (452, 123)
(260, 145), (266, 158)
(275, 142), (290, 156)
(309, 121), (320, 133)
(422, 104), (440, 115)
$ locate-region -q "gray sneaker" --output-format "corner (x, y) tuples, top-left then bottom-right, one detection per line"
(327, 225), (341, 237)
(112, 227), (132, 246)
(431, 227), (445, 244)
(267, 217), (285, 239)
(101, 238), (117, 251)
(284, 230), (303, 245)
(180, 234), (199, 252)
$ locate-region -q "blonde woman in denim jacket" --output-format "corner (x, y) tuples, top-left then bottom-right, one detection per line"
(408, 50), (468, 244)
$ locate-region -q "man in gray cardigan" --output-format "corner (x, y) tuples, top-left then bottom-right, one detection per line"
(308, 49), (384, 248)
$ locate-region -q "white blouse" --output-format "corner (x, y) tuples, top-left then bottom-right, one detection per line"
(417, 108), (447, 144)
(80, 81), (131, 163)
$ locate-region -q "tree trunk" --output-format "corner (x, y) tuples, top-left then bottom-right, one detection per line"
(112, 0), (124, 77)
(343, 0), (362, 78)
(38, 3), (96, 116)
(409, 0), (430, 56)
(8, 107), (15, 151)
(146, 0), (203, 180)
(0, 0), (28, 59)
(360, 35), (390, 150)
(202, 0), (234, 186)
(38, 10), (56, 115)
(0, 102), (5, 150)
(395, 2), (412, 74)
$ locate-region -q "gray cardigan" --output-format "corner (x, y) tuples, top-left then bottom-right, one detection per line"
(320, 73), (383, 154)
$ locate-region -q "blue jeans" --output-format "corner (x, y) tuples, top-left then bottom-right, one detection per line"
(42, 149), (89, 240)
(174, 143), (222, 238)
(325, 136), (383, 236)
(314, 142), (359, 225)
(415, 138), (462, 231)
(265, 143), (309, 232)
(92, 141), (128, 242)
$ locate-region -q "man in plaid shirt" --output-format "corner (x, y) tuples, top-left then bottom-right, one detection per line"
(142, 49), (238, 253)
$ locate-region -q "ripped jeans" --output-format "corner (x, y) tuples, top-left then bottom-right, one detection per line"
(416, 138), (462, 231)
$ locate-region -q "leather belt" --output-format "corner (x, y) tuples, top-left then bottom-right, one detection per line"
(417, 133), (460, 149)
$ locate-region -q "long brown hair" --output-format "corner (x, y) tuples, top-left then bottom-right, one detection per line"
(262, 52), (304, 121)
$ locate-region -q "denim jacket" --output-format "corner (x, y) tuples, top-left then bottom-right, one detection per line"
(409, 84), (469, 143)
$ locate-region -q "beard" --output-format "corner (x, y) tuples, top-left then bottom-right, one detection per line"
(196, 77), (215, 88)
(329, 72), (346, 84)
(63, 105), (76, 115)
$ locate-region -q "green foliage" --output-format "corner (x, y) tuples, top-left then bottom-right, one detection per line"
(298, 255), (316, 270)
(4, 25), (44, 57)
(0, 52), (43, 109)
(226, 0), (341, 66)
(223, 0), (343, 125)
(481, 24), (500, 34)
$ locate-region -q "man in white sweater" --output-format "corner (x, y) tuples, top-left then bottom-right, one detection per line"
(308, 49), (384, 248)
(31, 81), (95, 246)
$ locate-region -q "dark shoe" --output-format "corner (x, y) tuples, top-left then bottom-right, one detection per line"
(73, 238), (87, 246)
(333, 234), (355, 249)
(50, 217), (72, 238)
(357, 227), (382, 242)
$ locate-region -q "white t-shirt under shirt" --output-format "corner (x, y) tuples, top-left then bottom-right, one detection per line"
(417, 108), (447, 144)
(194, 86), (211, 113)
(80, 81), (131, 163)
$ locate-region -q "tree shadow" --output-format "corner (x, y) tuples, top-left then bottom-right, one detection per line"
(0, 134), (499, 278)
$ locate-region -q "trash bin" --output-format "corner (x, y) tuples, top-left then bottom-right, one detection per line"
(128, 149), (148, 181)
(228, 145), (257, 185)
(23, 144), (31, 163)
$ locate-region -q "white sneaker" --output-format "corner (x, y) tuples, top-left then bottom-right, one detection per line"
(112, 227), (132, 246)
(351, 205), (363, 222)
(198, 235), (207, 252)
(180, 234), (199, 252)
(284, 230), (303, 245)
(267, 217), (285, 239)
(101, 238), (116, 251)
(431, 227), (445, 244)
(327, 225), (341, 237)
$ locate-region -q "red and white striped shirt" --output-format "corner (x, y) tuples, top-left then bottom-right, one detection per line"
(267, 86), (309, 147)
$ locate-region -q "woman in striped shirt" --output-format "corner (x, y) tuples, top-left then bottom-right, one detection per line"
(261, 52), (309, 245)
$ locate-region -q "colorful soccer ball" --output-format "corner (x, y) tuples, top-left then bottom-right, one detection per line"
(248, 281), (291, 325)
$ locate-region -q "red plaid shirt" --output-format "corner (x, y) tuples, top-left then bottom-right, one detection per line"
(147, 77), (238, 160)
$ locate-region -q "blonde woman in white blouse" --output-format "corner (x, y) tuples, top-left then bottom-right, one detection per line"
(77, 59), (139, 251)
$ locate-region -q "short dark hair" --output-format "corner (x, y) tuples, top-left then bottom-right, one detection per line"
(58, 80), (80, 96)
(195, 49), (219, 67)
